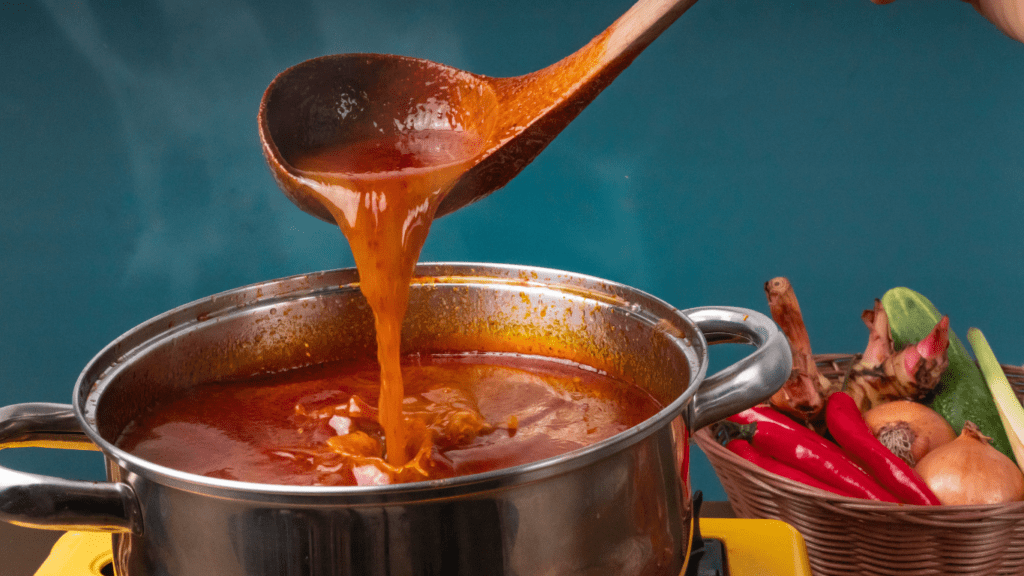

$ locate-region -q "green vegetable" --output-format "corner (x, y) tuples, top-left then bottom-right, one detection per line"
(967, 327), (1024, 470)
(881, 287), (1015, 463)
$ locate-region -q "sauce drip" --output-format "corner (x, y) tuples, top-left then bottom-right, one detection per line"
(289, 129), (485, 468)
(117, 354), (661, 486)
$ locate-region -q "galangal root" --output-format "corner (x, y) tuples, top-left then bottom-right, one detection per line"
(845, 300), (950, 411)
(764, 278), (839, 427)
(763, 278), (951, 425)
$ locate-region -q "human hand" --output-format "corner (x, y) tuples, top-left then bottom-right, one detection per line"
(872, 0), (1023, 43)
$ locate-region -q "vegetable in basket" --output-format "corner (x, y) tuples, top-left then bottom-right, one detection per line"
(824, 392), (940, 505)
(843, 299), (894, 411)
(763, 280), (952, 421)
(724, 407), (899, 502)
(845, 302), (950, 412)
(967, 327), (1024, 470)
(914, 421), (1024, 505)
(863, 400), (955, 467)
(882, 287), (1015, 462)
(763, 278), (836, 426)
(715, 431), (855, 498)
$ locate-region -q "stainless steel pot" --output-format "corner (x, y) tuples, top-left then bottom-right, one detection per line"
(0, 263), (790, 576)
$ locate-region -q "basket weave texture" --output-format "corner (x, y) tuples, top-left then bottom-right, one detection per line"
(694, 354), (1024, 576)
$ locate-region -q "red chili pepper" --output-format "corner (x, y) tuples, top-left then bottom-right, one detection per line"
(721, 435), (856, 498)
(741, 406), (873, 476)
(736, 406), (869, 466)
(824, 391), (941, 506)
(728, 407), (900, 503)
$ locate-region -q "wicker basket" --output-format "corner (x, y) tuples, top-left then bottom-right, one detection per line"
(694, 354), (1024, 576)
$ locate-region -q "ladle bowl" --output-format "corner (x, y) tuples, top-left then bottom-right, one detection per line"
(259, 0), (700, 222)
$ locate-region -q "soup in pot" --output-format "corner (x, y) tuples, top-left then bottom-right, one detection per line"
(117, 353), (662, 486)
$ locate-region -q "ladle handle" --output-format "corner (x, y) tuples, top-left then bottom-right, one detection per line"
(601, 0), (701, 66)
(683, 307), (792, 431)
(0, 403), (139, 533)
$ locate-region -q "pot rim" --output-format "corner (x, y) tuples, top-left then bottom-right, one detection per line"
(72, 262), (707, 501)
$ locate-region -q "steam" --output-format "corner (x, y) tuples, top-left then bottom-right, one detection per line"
(37, 0), (276, 302)
(34, 0), (467, 304)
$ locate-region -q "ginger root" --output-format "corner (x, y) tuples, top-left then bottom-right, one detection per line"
(761, 279), (951, 418)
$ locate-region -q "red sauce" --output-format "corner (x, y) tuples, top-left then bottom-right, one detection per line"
(117, 354), (661, 486)
(289, 129), (485, 468)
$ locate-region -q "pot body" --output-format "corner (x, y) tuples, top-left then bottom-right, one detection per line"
(0, 263), (791, 576)
(107, 420), (689, 576)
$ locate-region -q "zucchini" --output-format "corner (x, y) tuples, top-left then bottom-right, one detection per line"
(881, 287), (1015, 463)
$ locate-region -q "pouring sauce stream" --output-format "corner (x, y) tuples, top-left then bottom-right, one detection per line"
(290, 130), (486, 466)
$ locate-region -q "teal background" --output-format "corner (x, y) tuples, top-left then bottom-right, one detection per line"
(2, 0), (1022, 499)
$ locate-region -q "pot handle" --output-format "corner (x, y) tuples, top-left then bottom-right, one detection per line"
(682, 307), (792, 431)
(0, 402), (139, 533)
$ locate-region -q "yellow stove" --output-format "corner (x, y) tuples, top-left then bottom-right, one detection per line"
(35, 518), (812, 576)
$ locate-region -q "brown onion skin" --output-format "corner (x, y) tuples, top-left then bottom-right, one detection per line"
(914, 421), (1024, 506)
(863, 400), (955, 465)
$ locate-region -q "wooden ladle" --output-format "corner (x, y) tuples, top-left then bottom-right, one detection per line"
(258, 0), (699, 223)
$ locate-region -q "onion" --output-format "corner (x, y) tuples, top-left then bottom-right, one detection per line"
(914, 421), (1024, 505)
(863, 400), (955, 466)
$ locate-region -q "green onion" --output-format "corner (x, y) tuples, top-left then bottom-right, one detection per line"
(967, 327), (1024, 471)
